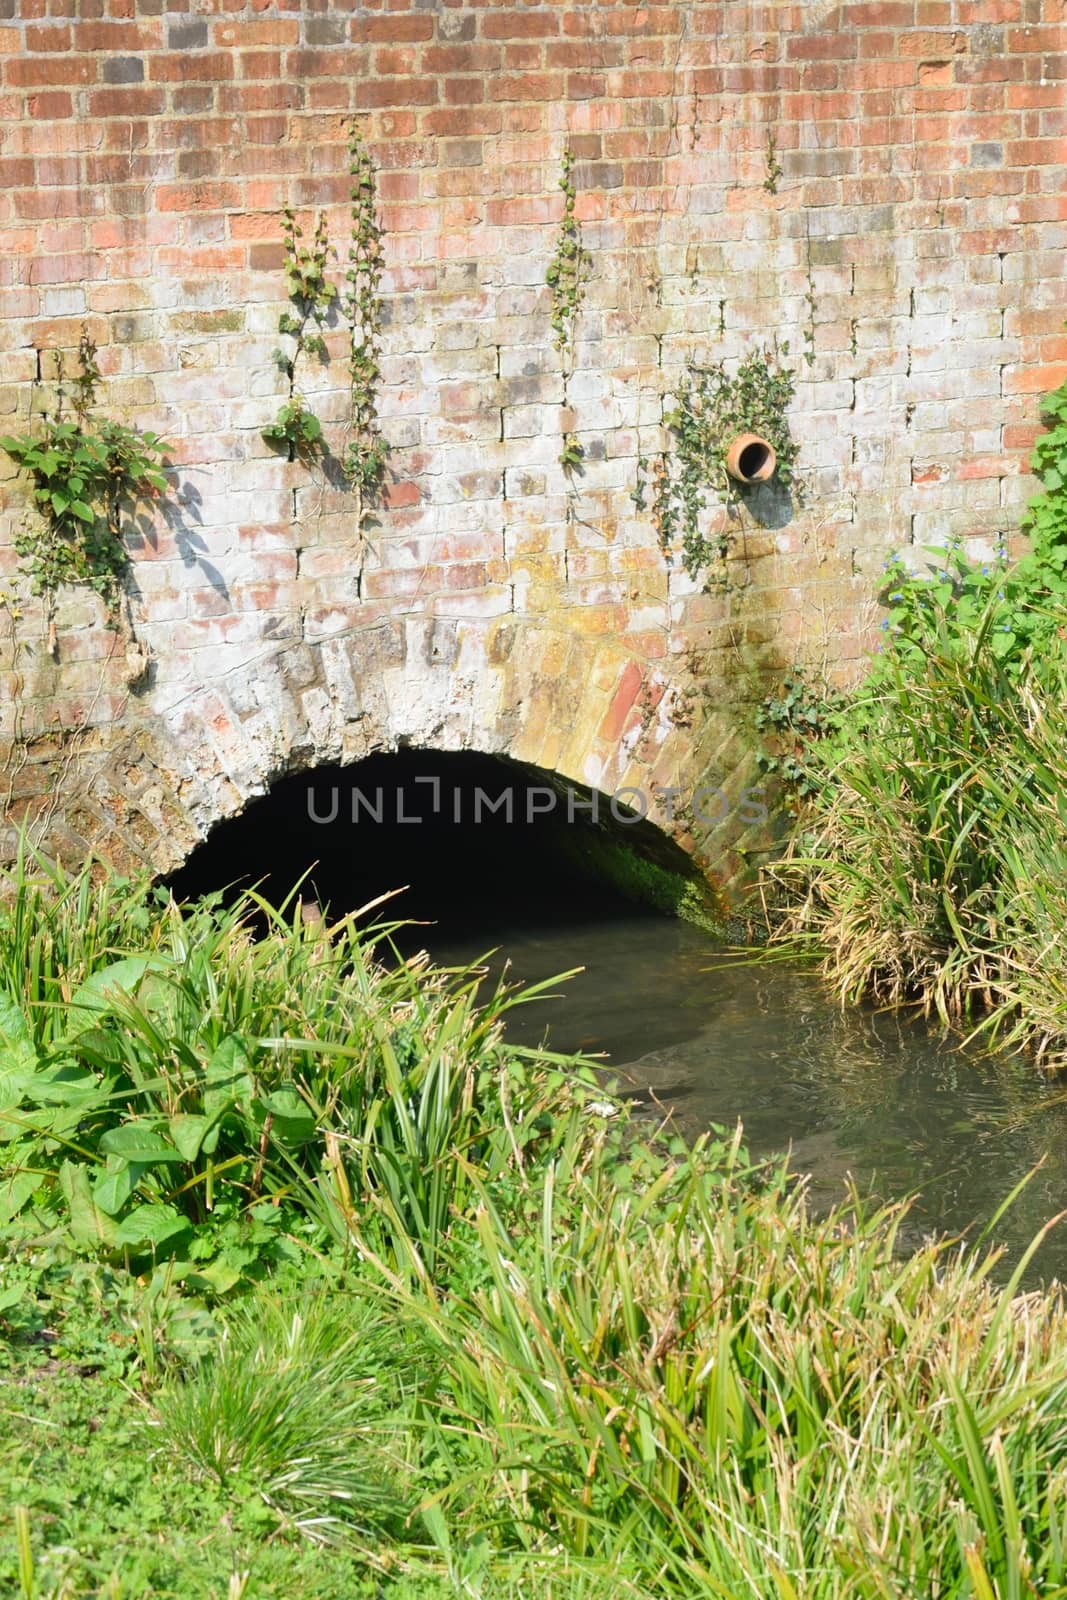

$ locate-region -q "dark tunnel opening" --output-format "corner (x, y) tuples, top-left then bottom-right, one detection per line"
(164, 748), (703, 946)
(164, 750), (731, 1064)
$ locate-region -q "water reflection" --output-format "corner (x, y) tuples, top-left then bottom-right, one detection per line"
(425, 915), (1067, 1285)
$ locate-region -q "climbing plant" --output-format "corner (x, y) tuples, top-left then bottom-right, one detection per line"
(341, 118), (388, 499)
(263, 207), (336, 459)
(546, 146), (590, 475)
(652, 346), (798, 584)
(754, 664), (845, 809)
(763, 129), (783, 194)
(0, 330), (170, 620)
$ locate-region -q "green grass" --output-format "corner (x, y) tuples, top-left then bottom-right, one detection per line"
(5, 852), (1067, 1595)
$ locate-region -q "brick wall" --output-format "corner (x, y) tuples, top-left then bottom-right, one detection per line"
(0, 0), (1064, 895)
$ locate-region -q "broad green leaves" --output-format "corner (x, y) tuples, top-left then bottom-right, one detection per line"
(0, 385), (172, 606)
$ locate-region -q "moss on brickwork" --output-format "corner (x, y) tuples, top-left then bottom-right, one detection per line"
(545, 796), (726, 933)
(570, 830), (726, 932)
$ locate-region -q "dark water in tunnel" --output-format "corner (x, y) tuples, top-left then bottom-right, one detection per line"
(167, 752), (1067, 1286)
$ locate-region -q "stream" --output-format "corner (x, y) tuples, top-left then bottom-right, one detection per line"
(424, 911), (1067, 1286)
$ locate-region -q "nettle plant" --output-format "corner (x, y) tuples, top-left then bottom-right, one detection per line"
(0, 331), (170, 619)
(653, 346), (798, 584)
(341, 118), (389, 499)
(874, 365), (1067, 674)
(546, 146), (590, 476)
(264, 208), (336, 460)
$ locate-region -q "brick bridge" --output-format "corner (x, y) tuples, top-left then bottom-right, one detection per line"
(0, 0), (1062, 903)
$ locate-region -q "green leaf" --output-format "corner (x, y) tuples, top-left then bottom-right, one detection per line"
(66, 957), (158, 1030)
(70, 500), (95, 523)
(168, 1112), (220, 1162)
(93, 1157), (145, 1216)
(23, 1060), (106, 1110)
(204, 1035), (254, 1116)
(60, 1159), (118, 1248)
(0, 1281), (28, 1316)
(0, 994), (37, 1107)
(254, 1087), (315, 1145)
(0, 1168), (44, 1225)
(98, 1124), (182, 1165)
(112, 1203), (188, 1251)
(184, 1256), (245, 1295)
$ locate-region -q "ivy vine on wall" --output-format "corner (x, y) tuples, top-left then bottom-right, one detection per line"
(652, 346), (799, 585)
(546, 146), (590, 476)
(341, 117), (388, 500)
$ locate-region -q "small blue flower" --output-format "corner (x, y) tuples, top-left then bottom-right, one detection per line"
(881, 619), (889, 630)
(981, 566), (989, 575)
(889, 592), (903, 601)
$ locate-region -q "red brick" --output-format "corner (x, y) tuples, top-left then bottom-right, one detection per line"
(28, 253), (103, 285)
(482, 9), (560, 39)
(423, 44), (501, 74)
(155, 182), (241, 212)
(353, 15), (433, 44)
(444, 76), (485, 106)
(357, 76), (438, 109)
(239, 51), (282, 80)
(215, 19), (299, 47)
(382, 480), (421, 510)
(25, 23), (71, 50)
(26, 90), (73, 117)
(1004, 362), (1067, 394)
(5, 55), (94, 87)
(787, 33), (859, 60)
(87, 87), (166, 116)
(149, 53), (235, 83)
(72, 20), (150, 50)
(13, 187), (86, 219)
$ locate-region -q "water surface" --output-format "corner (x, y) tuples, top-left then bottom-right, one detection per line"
(424, 912), (1067, 1285)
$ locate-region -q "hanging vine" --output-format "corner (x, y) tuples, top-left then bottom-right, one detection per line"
(263, 207), (335, 460)
(341, 118), (388, 500)
(546, 146), (590, 476)
(652, 346), (798, 585)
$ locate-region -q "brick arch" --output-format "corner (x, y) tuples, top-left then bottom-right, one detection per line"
(11, 612), (754, 898)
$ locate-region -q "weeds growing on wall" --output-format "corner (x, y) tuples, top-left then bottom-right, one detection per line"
(762, 127), (783, 194)
(264, 209), (336, 460)
(546, 147), (590, 476)
(653, 346), (798, 584)
(264, 140), (389, 508)
(341, 118), (389, 501)
(754, 663), (845, 809)
(0, 330), (170, 630)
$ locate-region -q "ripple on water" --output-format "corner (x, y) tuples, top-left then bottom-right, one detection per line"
(426, 914), (1067, 1286)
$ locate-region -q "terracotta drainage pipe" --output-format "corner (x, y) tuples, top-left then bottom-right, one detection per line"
(725, 433), (777, 484)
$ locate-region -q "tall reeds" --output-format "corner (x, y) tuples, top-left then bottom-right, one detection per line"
(765, 602), (1067, 1064)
